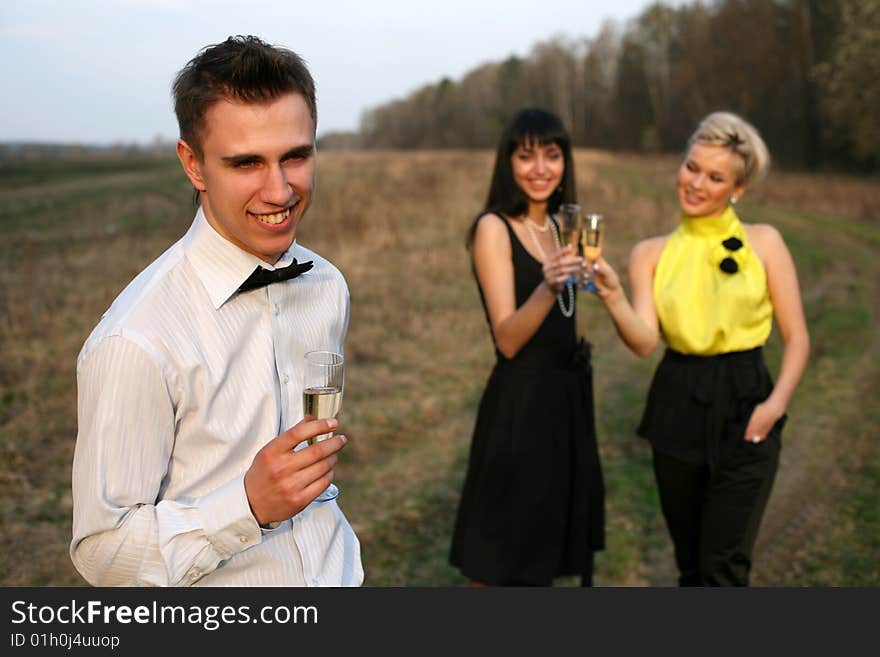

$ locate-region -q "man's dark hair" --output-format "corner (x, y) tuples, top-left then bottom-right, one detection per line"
(173, 35), (317, 158)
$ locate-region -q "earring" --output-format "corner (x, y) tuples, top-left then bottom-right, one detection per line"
(730, 196), (738, 205)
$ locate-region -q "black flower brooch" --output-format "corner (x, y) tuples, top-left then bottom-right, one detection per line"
(719, 236), (743, 274)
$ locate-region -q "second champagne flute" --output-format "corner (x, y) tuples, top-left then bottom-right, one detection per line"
(580, 213), (605, 292)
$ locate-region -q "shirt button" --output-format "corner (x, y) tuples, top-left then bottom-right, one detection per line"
(239, 535), (249, 543)
(282, 374), (290, 384)
(190, 570), (200, 580)
(273, 304), (280, 315)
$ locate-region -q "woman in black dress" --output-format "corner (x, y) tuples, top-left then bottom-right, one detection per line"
(449, 108), (605, 586)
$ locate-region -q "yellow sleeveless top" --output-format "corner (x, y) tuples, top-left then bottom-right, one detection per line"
(653, 206), (773, 355)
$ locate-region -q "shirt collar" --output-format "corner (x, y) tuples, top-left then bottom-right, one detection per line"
(183, 207), (297, 309)
(679, 204), (739, 238)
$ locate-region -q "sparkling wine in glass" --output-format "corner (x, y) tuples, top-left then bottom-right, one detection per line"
(302, 350), (344, 501)
(557, 203), (582, 284)
(580, 213), (605, 292)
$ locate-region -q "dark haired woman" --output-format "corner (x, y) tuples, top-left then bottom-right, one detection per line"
(449, 108), (605, 586)
(593, 112), (810, 585)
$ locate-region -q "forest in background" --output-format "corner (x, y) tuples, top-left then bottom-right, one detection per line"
(320, 0), (878, 172)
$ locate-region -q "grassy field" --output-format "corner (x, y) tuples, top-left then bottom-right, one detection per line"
(0, 148), (877, 586)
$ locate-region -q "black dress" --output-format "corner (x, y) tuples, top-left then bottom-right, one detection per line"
(449, 214), (605, 585)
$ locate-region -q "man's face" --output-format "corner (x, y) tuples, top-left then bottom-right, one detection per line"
(178, 91), (316, 264)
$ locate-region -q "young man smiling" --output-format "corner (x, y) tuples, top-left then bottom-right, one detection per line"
(70, 36), (362, 586)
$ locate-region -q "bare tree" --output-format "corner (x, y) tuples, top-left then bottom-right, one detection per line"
(814, 0), (880, 166)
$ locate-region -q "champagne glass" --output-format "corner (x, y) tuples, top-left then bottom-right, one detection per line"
(580, 213), (605, 292)
(302, 350), (344, 502)
(557, 203), (582, 284)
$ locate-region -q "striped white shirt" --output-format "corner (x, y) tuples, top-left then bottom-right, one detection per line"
(71, 208), (363, 587)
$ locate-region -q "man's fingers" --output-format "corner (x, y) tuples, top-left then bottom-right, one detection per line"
(296, 435), (348, 474)
(288, 449), (339, 487)
(310, 433), (348, 458)
(271, 417), (339, 452)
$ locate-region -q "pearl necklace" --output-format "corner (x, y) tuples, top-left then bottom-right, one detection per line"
(524, 214), (551, 233)
(523, 214), (575, 318)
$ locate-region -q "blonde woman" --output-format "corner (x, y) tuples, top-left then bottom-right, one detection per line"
(594, 111), (809, 586)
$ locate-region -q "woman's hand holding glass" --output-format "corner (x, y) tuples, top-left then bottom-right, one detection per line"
(587, 256), (622, 300)
(542, 246), (584, 293)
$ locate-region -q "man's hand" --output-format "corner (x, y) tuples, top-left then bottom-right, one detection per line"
(244, 418), (347, 525)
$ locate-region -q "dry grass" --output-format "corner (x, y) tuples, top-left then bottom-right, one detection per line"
(0, 149), (877, 586)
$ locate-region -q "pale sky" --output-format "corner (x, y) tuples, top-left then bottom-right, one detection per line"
(1, 0), (666, 145)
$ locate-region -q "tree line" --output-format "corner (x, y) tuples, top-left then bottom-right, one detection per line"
(321, 0), (878, 172)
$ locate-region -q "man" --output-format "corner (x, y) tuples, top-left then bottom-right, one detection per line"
(70, 36), (362, 586)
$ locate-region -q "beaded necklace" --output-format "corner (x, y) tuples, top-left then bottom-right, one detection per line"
(523, 214), (575, 318)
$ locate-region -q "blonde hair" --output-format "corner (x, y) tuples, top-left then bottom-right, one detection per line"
(687, 111), (770, 187)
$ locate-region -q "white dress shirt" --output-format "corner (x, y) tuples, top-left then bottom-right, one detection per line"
(71, 208), (363, 587)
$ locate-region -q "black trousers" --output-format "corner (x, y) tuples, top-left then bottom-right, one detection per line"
(652, 442), (779, 586)
(639, 347), (785, 586)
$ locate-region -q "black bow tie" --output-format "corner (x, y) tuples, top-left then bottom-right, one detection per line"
(237, 259), (314, 293)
